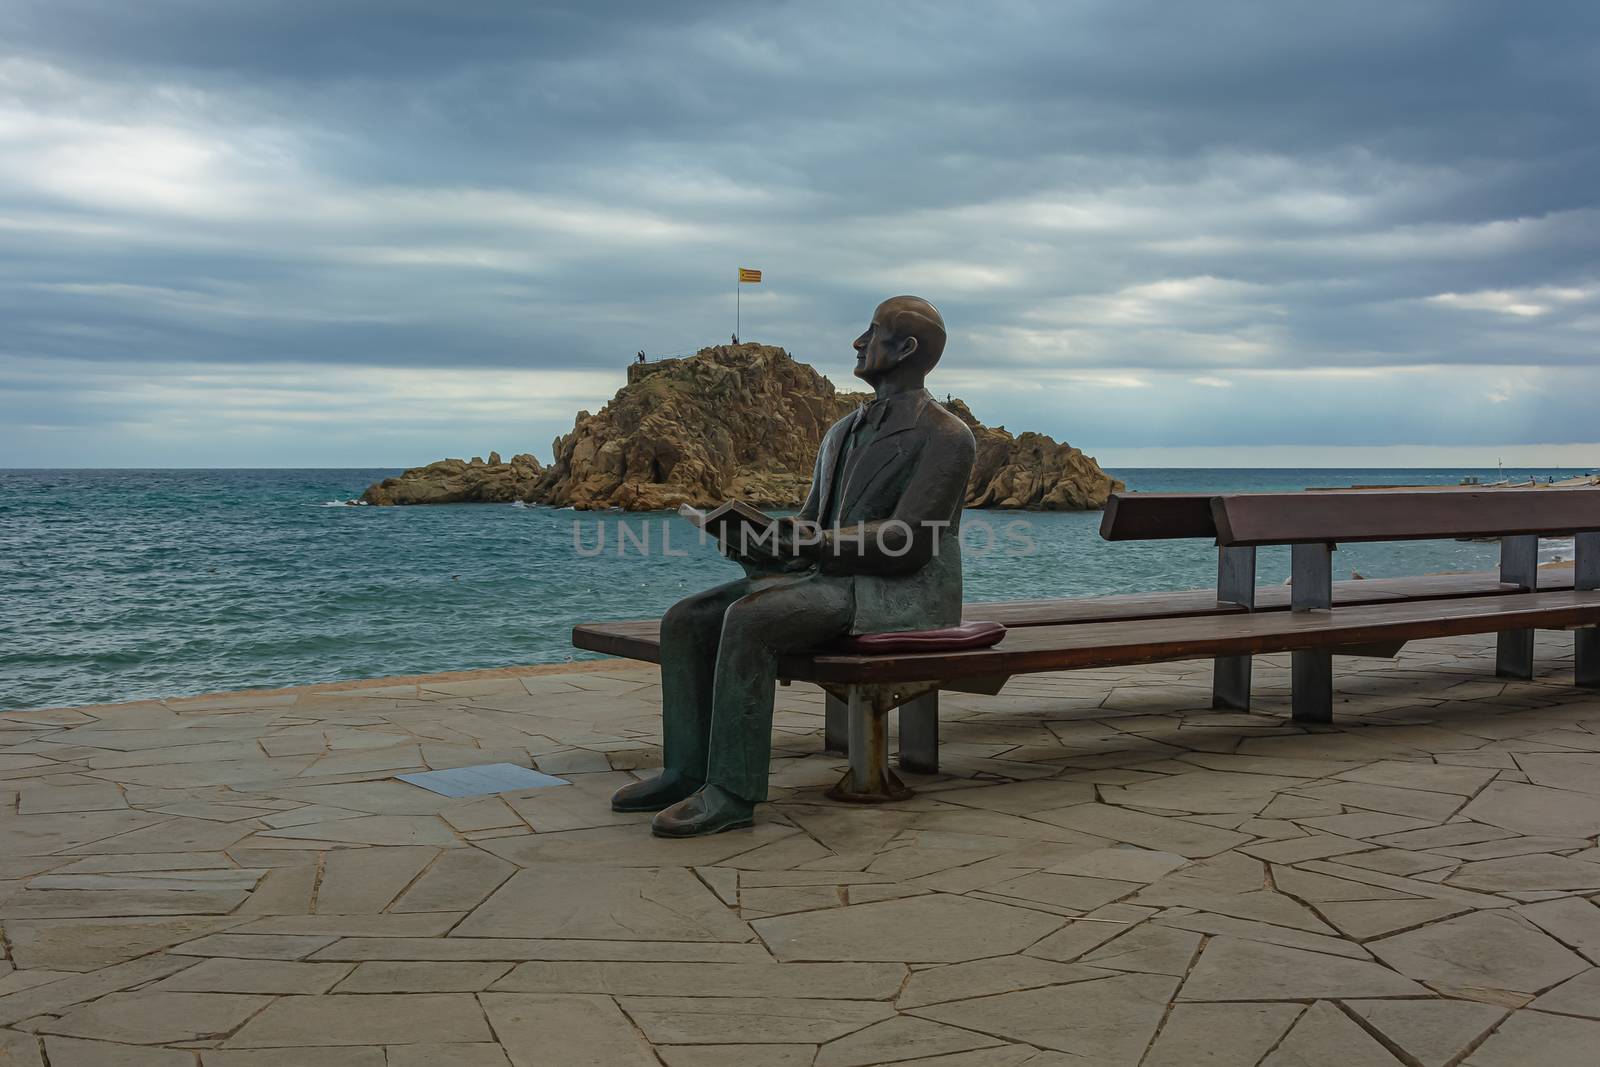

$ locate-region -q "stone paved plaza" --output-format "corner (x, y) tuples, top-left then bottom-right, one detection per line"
(3, 634), (1600, 1065)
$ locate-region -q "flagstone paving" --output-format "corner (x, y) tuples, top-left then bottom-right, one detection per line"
(3, 635), (1600, 1064)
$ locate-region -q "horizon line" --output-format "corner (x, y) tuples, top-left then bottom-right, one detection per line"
(4, 464), (1598, 473)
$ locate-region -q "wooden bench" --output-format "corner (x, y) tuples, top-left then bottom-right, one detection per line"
(1205, 488), (1600, 721)
(573, 489), (1600, 802)
(1098, 490), (1586, 711)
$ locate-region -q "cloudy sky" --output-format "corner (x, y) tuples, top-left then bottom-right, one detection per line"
(2, 1), (1597, 469)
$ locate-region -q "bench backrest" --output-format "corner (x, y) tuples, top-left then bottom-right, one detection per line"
(1099, 493), (1217, 541)
(1211, 489), (1600, 547)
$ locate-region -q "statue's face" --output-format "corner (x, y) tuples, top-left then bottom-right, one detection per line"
(852, 304), (913, 382)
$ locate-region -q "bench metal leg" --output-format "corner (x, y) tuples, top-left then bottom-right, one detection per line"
(1292, 650), (1334, 724)
(1213, 546), (1256, 710)
(898, 691), (939, 774)
(1496, 631), (1535, 679)
(824, 692), (848, 753)
(1576, 533), (1600, 688)
(1213, 657), (1252, 711)
(1291, 543), (1334, 724)
(1496, 535), (1538, 680)
(826, 684), (913, 804)
(1577, 630), (1600, 689)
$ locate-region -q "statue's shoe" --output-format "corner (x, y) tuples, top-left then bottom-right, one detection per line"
(651, 785), (755, 838)
(610, 771), (703, 813)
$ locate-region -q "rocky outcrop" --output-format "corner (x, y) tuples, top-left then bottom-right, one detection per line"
(948, 399), (1126, 510)
(361, 343), (1123, 511)
(361, 452), (543, 505)
(531, 344), (856, 511)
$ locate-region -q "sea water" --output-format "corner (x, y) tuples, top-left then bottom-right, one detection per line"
(0, 467), (1588, 711)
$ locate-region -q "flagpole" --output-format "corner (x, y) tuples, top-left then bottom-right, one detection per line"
(736, 273), (741, 342)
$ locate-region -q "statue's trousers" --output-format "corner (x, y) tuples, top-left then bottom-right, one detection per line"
(658, 572), (853, 802)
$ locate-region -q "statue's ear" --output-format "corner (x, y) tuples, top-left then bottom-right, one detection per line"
(897, 334), (919, 359)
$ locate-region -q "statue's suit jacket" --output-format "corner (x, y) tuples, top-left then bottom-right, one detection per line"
(796, 388), (977, 635)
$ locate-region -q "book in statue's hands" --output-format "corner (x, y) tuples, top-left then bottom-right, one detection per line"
(679, 500), (777, 555)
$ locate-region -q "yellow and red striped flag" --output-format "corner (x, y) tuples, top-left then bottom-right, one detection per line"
(738, 267), (762, 284)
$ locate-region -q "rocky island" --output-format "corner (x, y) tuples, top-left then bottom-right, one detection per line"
(361, 342), (1123, 510)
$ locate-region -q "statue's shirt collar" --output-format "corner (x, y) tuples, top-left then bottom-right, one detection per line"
(856, 389), (928, 433)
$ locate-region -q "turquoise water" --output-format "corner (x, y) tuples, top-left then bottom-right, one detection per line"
(1, 467), (1588, 711)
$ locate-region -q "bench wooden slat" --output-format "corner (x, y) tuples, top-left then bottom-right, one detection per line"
(791, 589), (1600, 683)
(570, 570), (1579, 664)
(968, 587), (1242, 626)
(572, 619), (667, 663)
(1213, 489), (1600, 547)
(967, 570), (1572, 626)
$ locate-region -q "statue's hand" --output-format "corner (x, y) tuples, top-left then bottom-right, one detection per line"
(775, 517), (826, 560)
(727, 518), (821, 576)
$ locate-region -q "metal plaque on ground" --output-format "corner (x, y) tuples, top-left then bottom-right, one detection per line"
(397, 762), (569, 797)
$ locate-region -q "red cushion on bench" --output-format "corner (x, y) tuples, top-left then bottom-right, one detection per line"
(835, 621), (1006, 654)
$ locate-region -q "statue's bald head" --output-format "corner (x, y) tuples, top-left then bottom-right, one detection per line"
(876, 296), (946, 367)
(853, 295), (947, 384)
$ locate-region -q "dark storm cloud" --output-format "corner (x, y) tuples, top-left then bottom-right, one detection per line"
(0, 0), (1597, 465)
(1, 1), (733, 79)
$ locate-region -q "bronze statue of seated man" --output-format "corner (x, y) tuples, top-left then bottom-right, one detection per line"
(611, 296), (977, 836)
